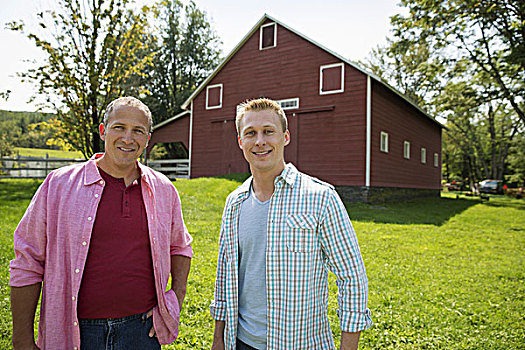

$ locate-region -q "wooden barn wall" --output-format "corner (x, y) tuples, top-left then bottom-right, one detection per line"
(147, 115), (190, 154)
(371, 81), (442, 189)
(190, 20), (367, 185)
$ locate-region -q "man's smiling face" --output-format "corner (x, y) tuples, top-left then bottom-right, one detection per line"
(238, 109), (290, 176)
(99, 104), (151, 173)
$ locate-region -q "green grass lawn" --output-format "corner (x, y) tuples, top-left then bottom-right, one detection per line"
(0, 179), (523, 349)
(13, 147), (84, 159)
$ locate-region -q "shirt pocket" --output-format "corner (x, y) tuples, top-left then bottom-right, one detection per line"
(285, 214), (318, 253)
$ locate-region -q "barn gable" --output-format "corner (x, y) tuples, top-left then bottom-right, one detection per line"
(155, 13), (443, 201)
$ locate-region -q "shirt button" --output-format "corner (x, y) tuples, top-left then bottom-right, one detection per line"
(74, 347), (78, 350)
(82, 241), (87, 246)
(94, 194), (99, 198)
(75, 269), (80, 274)
(72, 296), (76, 301)
(87, 217), (92, 221)
(73, 321), (78, 326)
(99, 180), (104, 185)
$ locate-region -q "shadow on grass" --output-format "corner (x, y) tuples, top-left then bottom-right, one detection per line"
(346, 196), (480, 226)
(0, 179), (42, 201)
(483, 198), (525, 210)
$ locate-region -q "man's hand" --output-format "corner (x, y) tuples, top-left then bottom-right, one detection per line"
(211, 320), (225, 350)
(340, 331), (361, 350)
(147, 309), (156, 338)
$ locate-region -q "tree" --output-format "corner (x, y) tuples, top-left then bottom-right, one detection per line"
(364, 0), (524, 186)
(391, 0), (525, 123)
(8, 0), (153, 158)
(0, 120), (20, 157)
(142, 0), (221, 158)
(145, 0), (221, 124)
(438, 80), (521, 187)
(27, 118), (76, 151)
(506, 132), (525, 186)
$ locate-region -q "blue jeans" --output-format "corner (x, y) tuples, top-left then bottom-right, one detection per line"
(79, 312), (161, 350)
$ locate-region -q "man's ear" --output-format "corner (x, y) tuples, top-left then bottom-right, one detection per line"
(284, 130), (290, 146)
(99, 123), (106, 141)
(238, 135), (243, 149)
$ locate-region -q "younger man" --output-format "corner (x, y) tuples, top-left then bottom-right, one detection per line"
(211, 98), (372, 350)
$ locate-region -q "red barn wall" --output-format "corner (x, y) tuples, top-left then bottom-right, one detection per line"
(190, 20), (367, 185)
(147, 114), (190, 154)
(371, 81), (442, 189)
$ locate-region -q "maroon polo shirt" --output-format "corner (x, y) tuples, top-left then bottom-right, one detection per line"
(77, 167), (156, 319)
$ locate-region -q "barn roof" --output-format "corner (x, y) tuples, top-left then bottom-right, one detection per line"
(181, 13), (442, 127)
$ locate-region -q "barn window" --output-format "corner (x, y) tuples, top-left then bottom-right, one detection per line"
(320, 63), (344, 95)
(206, 84), (223, 110)
(260, 22), (277, 50)
(404, 141), (411, 159)
(434, 153), (439, 167)
(277, 98), (299, 110)
(421, 147), (427, 164)
(380, 132), (389, 153)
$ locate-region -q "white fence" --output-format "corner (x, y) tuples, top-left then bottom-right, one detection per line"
(146, 159), (190, 179)
(1, 156), (190, 180)
(0, 156), (85, 179)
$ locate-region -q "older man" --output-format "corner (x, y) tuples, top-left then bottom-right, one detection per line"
(10, 97), (193, 349)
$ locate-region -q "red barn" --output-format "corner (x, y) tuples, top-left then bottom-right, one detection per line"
(147, 14), (443, 202)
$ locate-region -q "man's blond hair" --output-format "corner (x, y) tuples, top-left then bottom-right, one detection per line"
(236, 98), (288, 135)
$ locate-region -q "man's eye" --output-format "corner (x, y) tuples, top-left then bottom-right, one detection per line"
(245, 131), (254, 136)
(265, 130), (275, 134)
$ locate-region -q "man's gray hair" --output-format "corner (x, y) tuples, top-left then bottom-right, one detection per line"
(103, 96), (153, 132)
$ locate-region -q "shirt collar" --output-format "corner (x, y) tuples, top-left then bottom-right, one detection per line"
(235, 163), (299, 198)
(83, 153), (150, 187)
(83, 153), (103, 186)
(276, 163), (299, 188)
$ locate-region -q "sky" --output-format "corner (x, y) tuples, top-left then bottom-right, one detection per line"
(0, 0), (404, 112)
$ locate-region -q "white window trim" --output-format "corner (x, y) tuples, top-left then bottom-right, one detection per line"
(206, 83), (223, 110)
(421, 147), (427, 164)
(319, 62), (345, 95)
(380, 131), (389, 153)
(434, 153), (439, 167)
(276, 98), (299, 110)
(404, 141), (411, 159)
(259, 22), (277, 50)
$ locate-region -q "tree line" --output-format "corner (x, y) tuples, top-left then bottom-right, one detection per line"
(4, 0), (221, 160)
(0, 110), (61, 156)
(363, 0), (524, 188)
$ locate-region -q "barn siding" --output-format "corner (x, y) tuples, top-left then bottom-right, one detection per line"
(370, 81), (442, 189)
(191, 21), (367, 185)
(147, 114), (190, 154)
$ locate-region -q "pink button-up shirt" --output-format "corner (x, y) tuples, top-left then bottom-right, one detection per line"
(9, 154), (193, 349)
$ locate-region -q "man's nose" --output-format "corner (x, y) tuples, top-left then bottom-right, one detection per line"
(121, 130), (134, 143)
(255, 132), (266, 146)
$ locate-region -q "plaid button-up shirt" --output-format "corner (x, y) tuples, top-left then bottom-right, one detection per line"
(211, 164), (372, 349)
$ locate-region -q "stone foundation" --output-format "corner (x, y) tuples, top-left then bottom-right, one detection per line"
(335, 186), (440, 203)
